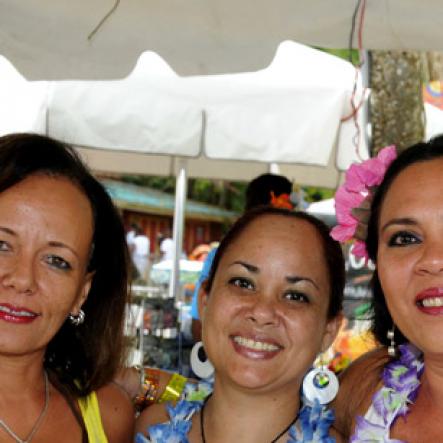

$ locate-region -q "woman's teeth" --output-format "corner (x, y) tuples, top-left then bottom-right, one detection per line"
(233, 336), (279, 351)
(420, 297), (443, 307)
(0, 306), (35, 317)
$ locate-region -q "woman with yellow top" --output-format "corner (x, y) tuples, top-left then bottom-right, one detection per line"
(0, 134), (133, 442)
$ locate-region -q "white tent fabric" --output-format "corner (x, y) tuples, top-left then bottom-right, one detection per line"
(425, 103), (443, 141)
(47, 41), (368, 187)
(306, 198), (337, 227)
(306, 198), (335, 216)
(1, 0), (442, 80)
(0, 56), (48, 135)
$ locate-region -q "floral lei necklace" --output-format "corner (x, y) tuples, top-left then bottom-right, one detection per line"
(135, 380), (336, 443)
(351, 343), (424, 443)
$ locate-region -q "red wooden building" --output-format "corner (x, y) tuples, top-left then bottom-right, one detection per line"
(101, 179), (237, 256)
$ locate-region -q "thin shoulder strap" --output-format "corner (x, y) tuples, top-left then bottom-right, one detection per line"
(47, 371), (89, 443)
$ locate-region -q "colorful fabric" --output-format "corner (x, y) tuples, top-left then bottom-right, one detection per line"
(350, 343), (423, 442)
(190, 248), (217, 320)
(135, 381), (335, 442)
(78, 390), (108, 443)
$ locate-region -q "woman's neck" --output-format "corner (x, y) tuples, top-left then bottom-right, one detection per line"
(199, 378), (300, 443)
(420, 354), (443, 412)
(0, 353), (46, 398)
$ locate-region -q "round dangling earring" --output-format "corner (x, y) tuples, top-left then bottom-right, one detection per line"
(69, 309), (85, 326)
(302, 354), (339, 405)
(190, 341), (214, 379)
(387, 326), (396, 357)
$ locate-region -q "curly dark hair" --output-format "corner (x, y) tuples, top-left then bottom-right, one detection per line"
(205, 206), (345, 319)
(0, 133), (130, 396)
(366, 135), (443, 346)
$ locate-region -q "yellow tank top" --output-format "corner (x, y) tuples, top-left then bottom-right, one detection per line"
(77, 391), (108, 443)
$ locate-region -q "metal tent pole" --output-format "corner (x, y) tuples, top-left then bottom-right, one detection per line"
(169, 160), (187, 373)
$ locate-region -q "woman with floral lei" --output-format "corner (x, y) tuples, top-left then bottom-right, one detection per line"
(332, 135), (443, 442)
(136, 207), (345, 442)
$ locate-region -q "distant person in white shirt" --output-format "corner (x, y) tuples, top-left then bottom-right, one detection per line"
(159, 228), (174, 261)
(132, 224), (150, 281)
(126, 223), (137, 251)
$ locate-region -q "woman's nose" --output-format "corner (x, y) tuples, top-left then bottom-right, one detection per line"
(246, 296), (279, 327)
(1, 254), (37, 294)
(415, 240), (443, 276)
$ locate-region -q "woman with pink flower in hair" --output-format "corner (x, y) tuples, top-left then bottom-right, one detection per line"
(331, 136), (443, 442)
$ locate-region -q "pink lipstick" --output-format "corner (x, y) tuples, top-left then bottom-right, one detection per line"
(0, 303), (39, 324)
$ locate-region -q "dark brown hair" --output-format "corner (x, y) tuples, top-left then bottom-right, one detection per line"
(0, 133), (130, 396)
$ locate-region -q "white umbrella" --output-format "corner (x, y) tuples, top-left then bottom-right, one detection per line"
(48, 41), (368, 187)
(1, 0), (442, 79)
(425, 103), (443, 141)
(307, 198), (336, 216)
(0, 56), (48, 135)
(306, 198), (337, 227)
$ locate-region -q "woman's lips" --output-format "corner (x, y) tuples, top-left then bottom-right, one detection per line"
(0, 303), (39, 324)
(415, 288), (443, 315)
(230, 334), (282, 359)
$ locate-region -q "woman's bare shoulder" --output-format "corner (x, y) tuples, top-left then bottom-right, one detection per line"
(135, 402), (170, 437)
(332, 347), (390, 439)
(96, 382), (135, 443)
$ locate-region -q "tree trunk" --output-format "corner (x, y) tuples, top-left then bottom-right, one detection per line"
(370, 51), (424, 155)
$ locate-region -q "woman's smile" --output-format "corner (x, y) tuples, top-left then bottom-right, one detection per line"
(0, 302), (39, 323)
(415, 287), (443, 314)
(231, 334), (282, 359)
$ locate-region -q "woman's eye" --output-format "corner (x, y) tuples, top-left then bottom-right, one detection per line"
(284, 291), (309, 303)
(229, 277), (254, 290)
(0, 240), (11, 252)
(45, 255), (72, 271)
(388, 231), (420, 247)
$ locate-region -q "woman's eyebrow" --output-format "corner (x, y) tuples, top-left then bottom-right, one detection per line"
(229, 260), (259, 273)
(0, 226), (16, 236)
(381, 217), (417, 233)
(229, 261), (320, 290)
(286, 275), (319, 290)
(48, 240), (79, 258)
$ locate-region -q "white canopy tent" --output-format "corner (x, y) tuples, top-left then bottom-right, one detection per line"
(306, 198), (336, 227)
(425, 103), (443, 141)
(47, 41), (368, 187)
(0, 56), (48, 135)
(1, 0), (442, 80)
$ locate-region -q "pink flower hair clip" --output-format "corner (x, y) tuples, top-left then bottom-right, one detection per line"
(330, 145), (397, 260)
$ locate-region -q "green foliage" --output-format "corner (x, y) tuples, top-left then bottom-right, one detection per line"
(316, 47), (360, 66)
(120, 174), (175, 193)
(188, 179), (247, 212)
(303, 186), (335, 203)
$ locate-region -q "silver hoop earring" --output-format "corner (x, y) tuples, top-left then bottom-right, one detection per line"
(302, 354), (339, 405)
(69, 309), (85, 326)
(190, 341), (214, 379)
(387, 326), (396, 357)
